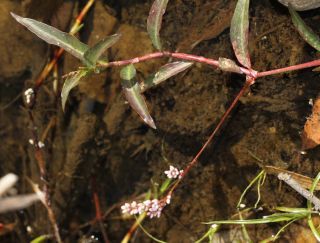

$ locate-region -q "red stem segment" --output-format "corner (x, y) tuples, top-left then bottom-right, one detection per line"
(168, 77), (255, 195)
(103, 51), (320, 79)
(103, 52), (220, 69)
(257, 59), (320, 77)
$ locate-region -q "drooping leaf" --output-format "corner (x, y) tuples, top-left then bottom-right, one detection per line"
(147, 0), (169, 50)
(61, 70), (89, 111)
(230, 0), (251, 68)
(11, 12), (89, 61)
(289, 5), (320, 52)
(84, 33), (121, 66)
(120, 65), (156, 129)
(140, 61), (193, 92)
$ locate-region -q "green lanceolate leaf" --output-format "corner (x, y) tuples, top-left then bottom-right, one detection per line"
(147, 0), (169, 50)
(11, 13), (89, 61)
(61, 70), (89, 111)
(230, 0), (251, 68)
(140, 61), (193, 92)
(121, 65), (156, 129)
(84, 33), (121, 66)
(289, 5), (320, 52)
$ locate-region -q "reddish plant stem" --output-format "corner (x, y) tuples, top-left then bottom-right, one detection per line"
(27, 111), (62, 243)
(102, 52), (171, 67)
(102, 52), (257, 78)
(257, 59), (320, 77)
(170, 52), (219, 66)
(92, 190), (109, 243)
(167, 77), (255, 196)
(102, 52), (320, 79)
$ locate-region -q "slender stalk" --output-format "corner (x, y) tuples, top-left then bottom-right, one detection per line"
(257, 59), (320, 77)
(93, 191), (109, 243)
(101, 52), (170, 67)
(278, 173), (320, 210)
(101, 51), (221, 69)
(167, 77), (255, 195)
(102, 52), (320, 80)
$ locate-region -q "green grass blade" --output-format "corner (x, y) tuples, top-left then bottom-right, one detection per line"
(61, 70), (89, 111)
(307, 172), (320, 241)
(205, 212), (307, 225)
(31, 235), (51, 243)
(11, 13), (89, 61)
(84, 33), (121, 66)
(195, 224), (219, 243)
(275, 206), (314, 213)
(289, 5), (320, 52)
(230, 0), (251, 68)
(237, 170), (265, 208)
(147, 0), (169, 50)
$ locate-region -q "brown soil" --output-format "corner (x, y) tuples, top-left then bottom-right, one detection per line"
(1, 0), (320, 242)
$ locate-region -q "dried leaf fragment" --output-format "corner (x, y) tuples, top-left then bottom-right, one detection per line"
(61, 70), (89, 111)
(302, 97), (320, 150)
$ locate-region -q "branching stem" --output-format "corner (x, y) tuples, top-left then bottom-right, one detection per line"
(100, 51), (320, 80)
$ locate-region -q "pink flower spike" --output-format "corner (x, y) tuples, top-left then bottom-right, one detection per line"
(164, 165), (183, 179)
(121, 197), (170, 219)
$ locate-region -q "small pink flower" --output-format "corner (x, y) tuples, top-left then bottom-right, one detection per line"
(121, 203), (131, 214)
(129, 201), (139, 215)
(121, 201), (140, 215)
(147, 199), (163, 218)
(164, 165), (183, 179)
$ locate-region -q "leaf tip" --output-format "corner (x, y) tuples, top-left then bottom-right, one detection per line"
(10, 12), (22, 22)
(144, 116), (157, 129)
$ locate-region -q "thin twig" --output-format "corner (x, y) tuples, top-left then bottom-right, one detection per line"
(257, 59), (320, 77)
(167, 77), (255, 196)
(278, 173), (320, 211)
